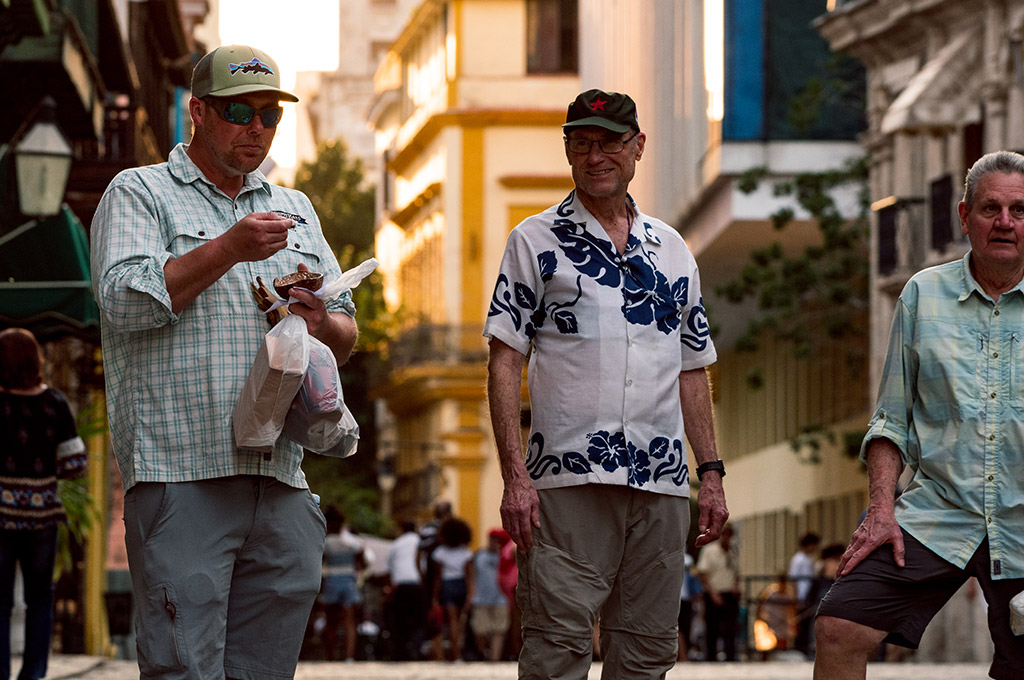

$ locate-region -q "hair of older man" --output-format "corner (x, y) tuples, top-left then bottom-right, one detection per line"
(963, 150), (1024, 206)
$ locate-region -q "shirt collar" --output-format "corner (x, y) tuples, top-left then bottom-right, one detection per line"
(565, 191), (661, 250)
(168, 143), (272, 197)
(958, 250), (1024, 302)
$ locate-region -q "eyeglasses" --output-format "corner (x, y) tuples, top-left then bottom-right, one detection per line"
(564, 131), (639, 155)
(204, 99), (283, 127)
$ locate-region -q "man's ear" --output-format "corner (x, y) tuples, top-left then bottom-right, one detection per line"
(188, 97), (205, 128)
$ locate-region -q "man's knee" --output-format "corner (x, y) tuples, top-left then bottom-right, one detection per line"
(519, 630), (592, 680)
(601, 629), (677, 679)
(815, 615), (885, 654)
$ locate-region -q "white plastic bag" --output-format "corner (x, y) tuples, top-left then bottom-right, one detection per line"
(282, 336), (359, 458)
(233, 314), (309, 451)
(237, 257), (377, 455)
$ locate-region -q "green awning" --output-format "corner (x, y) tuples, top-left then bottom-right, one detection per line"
(0, 205), (99, 341)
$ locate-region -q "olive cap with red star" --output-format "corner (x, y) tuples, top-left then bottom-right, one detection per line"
(563, 88), (639, 133)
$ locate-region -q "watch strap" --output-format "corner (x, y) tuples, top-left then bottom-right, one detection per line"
(696, 459), (725, 480)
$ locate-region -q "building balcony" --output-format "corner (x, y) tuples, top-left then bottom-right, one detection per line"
(388, 322), (489, 369)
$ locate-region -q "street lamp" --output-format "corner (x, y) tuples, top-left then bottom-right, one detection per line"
(13, 96), (72, 218)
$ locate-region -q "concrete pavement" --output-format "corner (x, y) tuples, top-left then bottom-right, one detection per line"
(33, 654), (993, 679)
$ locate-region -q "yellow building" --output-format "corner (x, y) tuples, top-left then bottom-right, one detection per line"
(368, 0), (580, 543)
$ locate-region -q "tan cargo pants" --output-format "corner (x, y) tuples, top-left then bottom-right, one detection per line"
(516, 484), (690, 680)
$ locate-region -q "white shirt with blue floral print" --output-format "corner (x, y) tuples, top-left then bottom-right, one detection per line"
(483, 191), (716, 497)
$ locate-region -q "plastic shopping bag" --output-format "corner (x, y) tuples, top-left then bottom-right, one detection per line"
(282, 336), (359, 458)
(233, 313), (309, 452)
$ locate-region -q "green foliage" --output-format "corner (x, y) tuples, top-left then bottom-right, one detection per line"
(293, 140), (376, 255)
(715, 156), (870, 363)
(55, 401), (104, 579)
(291, 139), (394, 536)
(717, 158), (871, 462)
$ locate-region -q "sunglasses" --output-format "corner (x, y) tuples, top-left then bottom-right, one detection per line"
(204, 99), (283, 127)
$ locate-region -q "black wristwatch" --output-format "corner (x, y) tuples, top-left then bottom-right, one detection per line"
(696, 459), (726, 481)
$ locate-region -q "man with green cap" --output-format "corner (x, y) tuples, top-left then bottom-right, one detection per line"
(91, 45), (357, 679)
(484, 88), (729, 679)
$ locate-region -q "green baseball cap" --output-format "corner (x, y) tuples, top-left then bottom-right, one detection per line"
(562, 89), (639, 133)
(191, 45), (298, 102)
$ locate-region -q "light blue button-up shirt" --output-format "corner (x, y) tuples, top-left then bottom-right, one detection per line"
(91, 144), (353, 491)
(863, 252), (1024, 579)
(483, 191), (716, 497)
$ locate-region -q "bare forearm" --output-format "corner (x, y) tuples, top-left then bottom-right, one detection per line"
(316, 312), (358, 366)
(865, 438), (903, 514)
(487, 343), (527, 481)
(679, 367), (718, 464)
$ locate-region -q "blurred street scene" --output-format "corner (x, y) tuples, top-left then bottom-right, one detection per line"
(28, 654), (995, 680)
(0, 0), (1019, 675)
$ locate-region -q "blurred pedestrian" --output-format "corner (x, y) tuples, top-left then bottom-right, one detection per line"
(803, 542), (845, 658)
(677, 552), (697, 662)
(486, 87), (728, 680)
(418, 501), (453, 660)
(498, 535), (521, 659)
(384, 521), (426, 660)
(320, 507), (368, 661)
(90, 43), (357, 679)
(0, 328), (88, 680)
(431, 517), (473, 661)
(417, 500), (452, 581)
(789, 532), (820, 656)
(696, 523), (740, 661)
(814, 151), (1024, 680)
(469, 528), (511, 661)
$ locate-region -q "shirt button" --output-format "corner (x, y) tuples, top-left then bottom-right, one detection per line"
(626, 379), (633, 386)
(988, 475), (994, 482)
(198, 231), (206, 236)
(989, 434), (996, 441)
(994, 310), (1001, 316)
(988, 516), (993, 524)
(294, 243), (301, 249)
(993, 352), (999, 358)
(991, 392), (998, 399)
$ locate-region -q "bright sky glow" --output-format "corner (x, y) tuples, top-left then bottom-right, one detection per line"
(703, 0), (725, 122)
(218, 0), (339, 172)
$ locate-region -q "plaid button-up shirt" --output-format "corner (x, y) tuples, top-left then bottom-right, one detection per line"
(864, 252), (1024, 579)
(91, 144), (353, 491)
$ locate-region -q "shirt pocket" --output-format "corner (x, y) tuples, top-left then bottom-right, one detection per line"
(915, 319), (981, 417)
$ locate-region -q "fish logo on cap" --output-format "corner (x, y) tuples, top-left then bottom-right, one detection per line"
(229, 58), (275, 76)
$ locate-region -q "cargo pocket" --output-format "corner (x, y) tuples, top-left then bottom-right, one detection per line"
(137, 583), (188, 675)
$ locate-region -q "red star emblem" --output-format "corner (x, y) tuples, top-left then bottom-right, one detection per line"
(589, 97), (607, 111)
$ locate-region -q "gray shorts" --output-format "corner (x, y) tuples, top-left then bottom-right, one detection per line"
(123, 477), (326, 680)
(817, 528), (1024, 680)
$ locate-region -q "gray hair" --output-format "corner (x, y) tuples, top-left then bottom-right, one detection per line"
(962, 150), (1024, 206)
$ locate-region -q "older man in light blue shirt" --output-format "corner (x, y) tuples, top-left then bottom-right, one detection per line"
(814, 150), (1024, 680)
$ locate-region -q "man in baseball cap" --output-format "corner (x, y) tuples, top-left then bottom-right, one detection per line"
(562, 88), (640, 133)
(191, 44), (298, 102)
(90, 42), (357, 680)
(485, 86), (726, 680)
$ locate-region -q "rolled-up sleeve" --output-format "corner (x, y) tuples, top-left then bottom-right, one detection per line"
(861, 296), (916, 465)
(91, 175), (179, 331)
